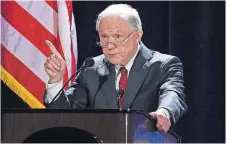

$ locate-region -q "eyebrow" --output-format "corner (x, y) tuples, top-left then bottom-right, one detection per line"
(99, 31), (126, 35)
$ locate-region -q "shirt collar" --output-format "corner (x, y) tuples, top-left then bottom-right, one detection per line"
(115, 43), (140, 74)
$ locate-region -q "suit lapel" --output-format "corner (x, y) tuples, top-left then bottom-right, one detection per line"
(123, 43), (154, 109)
(103, 71), (118, 108)
(96, 60), (118, 108)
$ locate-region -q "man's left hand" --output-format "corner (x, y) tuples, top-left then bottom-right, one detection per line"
(150, 111), (171, 132)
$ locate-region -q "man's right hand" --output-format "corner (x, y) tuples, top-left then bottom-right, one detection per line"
(44, 40), (66, 84)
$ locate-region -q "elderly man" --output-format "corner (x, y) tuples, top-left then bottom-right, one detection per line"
(44, 4), (187, 132)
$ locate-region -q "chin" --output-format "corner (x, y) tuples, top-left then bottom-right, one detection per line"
(108, 58), (123, 65)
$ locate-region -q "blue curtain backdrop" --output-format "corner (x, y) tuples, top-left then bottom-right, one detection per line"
(2, 1), (225, 143)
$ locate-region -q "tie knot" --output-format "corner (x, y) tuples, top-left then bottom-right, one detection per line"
(120, 67), (127, 75)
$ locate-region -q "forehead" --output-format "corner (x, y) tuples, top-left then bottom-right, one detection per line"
(98, 16), (132, 33)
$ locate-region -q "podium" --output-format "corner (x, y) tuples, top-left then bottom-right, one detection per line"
(2, 109), (181, 143)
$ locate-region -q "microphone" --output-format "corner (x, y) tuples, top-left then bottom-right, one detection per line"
(49, 58), (95, 104)
(116, 89), (124, 100)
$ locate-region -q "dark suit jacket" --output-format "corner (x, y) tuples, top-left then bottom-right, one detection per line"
(45, 42), (187, 124)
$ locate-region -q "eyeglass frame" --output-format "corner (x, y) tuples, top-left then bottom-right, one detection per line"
(96, 30), (136, 48)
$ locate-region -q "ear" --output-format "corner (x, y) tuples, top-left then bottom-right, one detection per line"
(135, 30), (143, 43)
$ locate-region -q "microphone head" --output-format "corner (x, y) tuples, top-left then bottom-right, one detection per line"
(84, 58), (95, 67)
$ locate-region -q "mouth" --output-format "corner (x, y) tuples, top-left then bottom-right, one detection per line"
(108, 53), (117, 57)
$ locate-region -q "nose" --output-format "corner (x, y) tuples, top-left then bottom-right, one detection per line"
(107, 37), (116, 50)
(107, 42), (115, 50)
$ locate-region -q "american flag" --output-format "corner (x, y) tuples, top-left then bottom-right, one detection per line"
(1, 1), (77, 108)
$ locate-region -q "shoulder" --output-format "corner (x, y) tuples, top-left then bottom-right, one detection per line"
(148, 51), (184, 75)
(139, 42), (182, 67)
(141, 48), (183, 72)
(151, 51), (182, 66)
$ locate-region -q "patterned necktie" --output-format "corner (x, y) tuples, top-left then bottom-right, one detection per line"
(119, 67), (128, 108)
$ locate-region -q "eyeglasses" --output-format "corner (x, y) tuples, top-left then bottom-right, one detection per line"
(96, 31), (135, 48)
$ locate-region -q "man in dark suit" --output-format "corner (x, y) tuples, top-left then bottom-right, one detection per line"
(44, 4), (187, 132)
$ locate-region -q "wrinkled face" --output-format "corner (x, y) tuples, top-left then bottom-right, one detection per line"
(98, 16), (143, 65)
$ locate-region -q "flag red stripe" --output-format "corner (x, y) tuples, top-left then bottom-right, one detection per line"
(65, 1), (73, 25)
(1, 44), (45, 104)
(70, 39), (76, 82)
(71, 48), (76, 82)
(45, 1), (58, 13)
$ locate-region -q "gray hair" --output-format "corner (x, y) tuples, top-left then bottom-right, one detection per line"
(96, 4), (142, 31)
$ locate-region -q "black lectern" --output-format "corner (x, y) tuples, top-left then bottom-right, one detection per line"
(2, 109), (181, 143)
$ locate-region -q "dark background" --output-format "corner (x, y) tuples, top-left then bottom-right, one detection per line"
(2, 1), (225, 143)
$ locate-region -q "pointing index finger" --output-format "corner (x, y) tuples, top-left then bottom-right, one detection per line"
(45, 40), (61, 57)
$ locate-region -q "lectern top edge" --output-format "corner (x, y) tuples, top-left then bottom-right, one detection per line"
(2, 108), (156, 121)
(2, 108), (150, 116)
